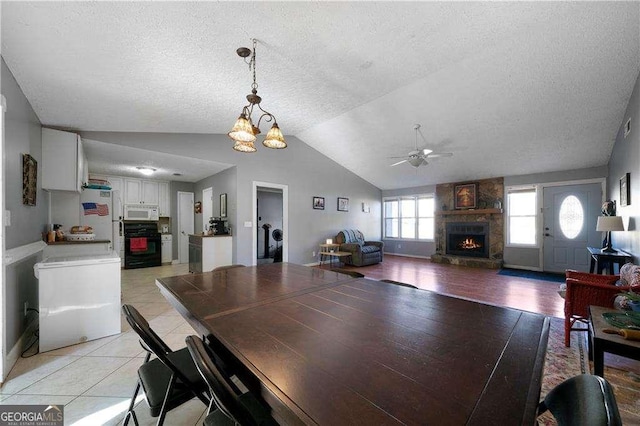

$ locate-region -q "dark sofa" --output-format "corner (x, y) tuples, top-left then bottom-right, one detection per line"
(335, 229), (384, 266)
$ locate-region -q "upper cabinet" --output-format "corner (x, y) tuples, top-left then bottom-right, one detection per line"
(158, 182), (170, 217)
(124, 179), (142, 204)
(142, 180), (159, 205)
(42, 128), (87, 192)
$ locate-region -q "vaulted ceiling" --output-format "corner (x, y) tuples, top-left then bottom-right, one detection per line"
(2, 2), (639, 189)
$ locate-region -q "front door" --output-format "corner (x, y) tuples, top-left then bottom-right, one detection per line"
(542, 183), (602, 273)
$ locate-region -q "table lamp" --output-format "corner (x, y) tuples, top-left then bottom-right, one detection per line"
(596, 216), (624, 253)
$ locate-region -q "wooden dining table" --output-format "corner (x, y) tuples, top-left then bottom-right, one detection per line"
(156, 263), (550, 425)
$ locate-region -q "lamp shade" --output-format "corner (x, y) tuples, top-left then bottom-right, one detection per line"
(232, 140), (257, 153)
(596, 216), (624, 232)
(262, 123), (287, 149)
(228, 114), (257, 143)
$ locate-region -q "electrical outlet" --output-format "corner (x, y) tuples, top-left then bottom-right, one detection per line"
(312, 251), (316, 257)
(24, 301), (28, 317)
(397, 244), (402, 249)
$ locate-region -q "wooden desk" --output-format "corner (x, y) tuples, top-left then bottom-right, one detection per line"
(587, 247), (633, 275)
(589, 305), (640, 377)
(157, 263), (550, 425)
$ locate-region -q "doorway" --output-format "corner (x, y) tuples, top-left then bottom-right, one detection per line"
(252, 181), (288, 266)
(177, 191), (194, 264)
(542, 182), (603, 273)
(256, 188), (283, 264)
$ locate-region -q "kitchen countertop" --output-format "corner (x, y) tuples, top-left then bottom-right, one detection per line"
(189, 234), (232, 238)
(47, 239), (111, 245)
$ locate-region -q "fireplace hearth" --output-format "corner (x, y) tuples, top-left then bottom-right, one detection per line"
(446, 222), (489, 258)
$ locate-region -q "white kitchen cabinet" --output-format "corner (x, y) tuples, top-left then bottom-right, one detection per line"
(161, 234), (173, 263)
(42, 128), (87, 192)
(142, 180), (159, 205)
(158, 181), (170, 217)
(107, 176), (124, 195)
(124, 179), (142, 204)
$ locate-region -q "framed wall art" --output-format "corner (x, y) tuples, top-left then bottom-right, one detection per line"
(337, 197), (349, 212)
(22, 154), (37, 206)
(454, 183), (478, 210)
(313, 196), (325, 210)
(620, 173), (631, 206)
(220, 193), (227, 217)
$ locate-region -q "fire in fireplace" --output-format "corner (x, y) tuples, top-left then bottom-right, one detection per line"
(446, 222), (489, 258)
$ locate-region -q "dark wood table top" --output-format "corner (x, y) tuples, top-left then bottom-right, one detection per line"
(157, 263), (550, 425)
(587, 247), (633, 259)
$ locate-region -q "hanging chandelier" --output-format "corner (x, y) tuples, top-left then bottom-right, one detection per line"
(228, 39), (286, 152)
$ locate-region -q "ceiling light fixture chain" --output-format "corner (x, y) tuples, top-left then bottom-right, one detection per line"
(228, 38), (287, 152)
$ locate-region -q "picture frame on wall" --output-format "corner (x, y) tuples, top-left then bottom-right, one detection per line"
(337, 197), (349, 212)
(313, 196), (325, 210)
(220, 193), (227, 217)
(22, 153), (37, 206)
(620, 173), (631, 206)
(454, 183), (478, 210)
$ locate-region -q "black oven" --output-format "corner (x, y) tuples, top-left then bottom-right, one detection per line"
(124, 222), (161, 269)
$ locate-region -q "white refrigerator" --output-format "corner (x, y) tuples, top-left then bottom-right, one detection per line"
(79, 188), (122, 252)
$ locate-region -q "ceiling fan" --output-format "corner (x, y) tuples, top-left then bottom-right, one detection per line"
(389, 124), (453, 168)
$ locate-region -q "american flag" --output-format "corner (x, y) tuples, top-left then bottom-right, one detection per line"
(82, 202), (110, 216)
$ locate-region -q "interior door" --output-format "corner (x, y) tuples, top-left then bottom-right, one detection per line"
(542, 183), (602, 273)
(178, 191), (194, 264)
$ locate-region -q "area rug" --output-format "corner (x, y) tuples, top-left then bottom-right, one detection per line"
(539, 318), (640, 425)
(498, 268), (565, 283)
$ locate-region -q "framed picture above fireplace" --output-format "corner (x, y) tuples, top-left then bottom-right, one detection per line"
(454, 183), (478, 210)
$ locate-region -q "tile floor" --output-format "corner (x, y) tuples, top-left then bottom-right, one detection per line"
(0, 263), (209, 426)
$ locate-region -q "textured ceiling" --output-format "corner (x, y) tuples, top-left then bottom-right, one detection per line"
(2, 2), (639, 189)
(83, 139), (231, 182)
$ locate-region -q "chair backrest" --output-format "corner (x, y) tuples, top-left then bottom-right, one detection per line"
(335, 230), (365, 245)
(122, 304), (172, 357)
(541, 374), (622, 426)
(379, 279), (418, 289)
(185, 335), (257, 426)
(212, 264), (246, 272)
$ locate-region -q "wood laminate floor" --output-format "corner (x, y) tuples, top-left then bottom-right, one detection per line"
(326, 255), (565, 318)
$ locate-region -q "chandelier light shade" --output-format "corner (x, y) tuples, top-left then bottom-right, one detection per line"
(228, 38), (286, 152)
(229, 114), (257, 144)
(263, 123), (287, 149)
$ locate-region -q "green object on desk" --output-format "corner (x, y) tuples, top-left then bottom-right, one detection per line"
(602, 312), (640, 329)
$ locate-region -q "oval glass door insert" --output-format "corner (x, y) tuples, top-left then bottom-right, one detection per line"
(558, 195), (584, 239)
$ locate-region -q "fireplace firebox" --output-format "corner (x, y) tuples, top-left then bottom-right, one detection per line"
(446, 222), (489, 258)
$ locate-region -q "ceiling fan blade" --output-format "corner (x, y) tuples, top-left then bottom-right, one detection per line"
(427, 152), (453, 158)
(390, 159), (408, 167)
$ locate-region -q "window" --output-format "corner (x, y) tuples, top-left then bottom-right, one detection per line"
(507, 187), (537, 246)
(384, 195), (434, 240)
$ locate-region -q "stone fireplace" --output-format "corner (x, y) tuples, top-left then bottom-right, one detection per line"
(446, 222), (489, 258)
(431, 177), (504, 269)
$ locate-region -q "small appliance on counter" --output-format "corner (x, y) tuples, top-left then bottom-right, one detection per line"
(208, 217), (230, 235)
(161, 224), (170, 234)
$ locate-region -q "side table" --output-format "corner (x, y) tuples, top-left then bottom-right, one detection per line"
(589, 305), (640, 377)
(587, 247), (633, 275)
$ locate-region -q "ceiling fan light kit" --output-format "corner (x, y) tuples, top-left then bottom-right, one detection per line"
(228, 38), (287, 152)
(389, 124), (453, 168)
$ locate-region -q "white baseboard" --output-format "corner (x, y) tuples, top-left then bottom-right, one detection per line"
(303, 261), (321, 267)
(4, 315), (38, 383)
(384, 253), (431, 260)
(171, 259), (181, 265)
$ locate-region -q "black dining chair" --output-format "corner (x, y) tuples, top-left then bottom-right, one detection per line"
(331, 268), (365, 278)
(538, 374), (622, 426)
(122, 304), (210, 426)
(212, 264), (246, 272)
(185, 335), (278, 426)
(379, 279), (418, 289)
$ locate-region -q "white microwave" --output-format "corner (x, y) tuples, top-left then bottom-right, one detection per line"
(124, 204), (159, 221)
